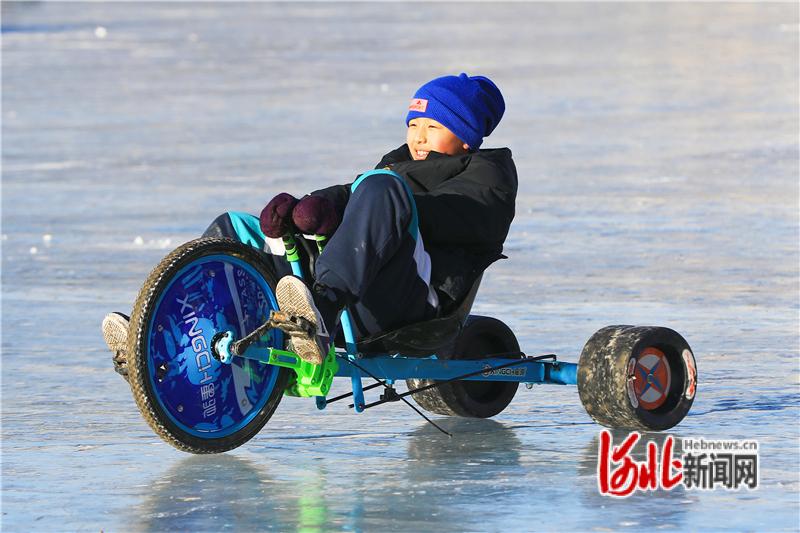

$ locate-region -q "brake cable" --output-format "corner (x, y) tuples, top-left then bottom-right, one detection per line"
(326, 351), (559, 437)
(334, 353), (454, 437)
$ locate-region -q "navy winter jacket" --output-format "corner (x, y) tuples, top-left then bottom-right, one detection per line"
(312, 144), (518, 309)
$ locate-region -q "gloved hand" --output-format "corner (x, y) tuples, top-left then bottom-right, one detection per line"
(292, 195), (341, 236)
(259, 193), (299, 238)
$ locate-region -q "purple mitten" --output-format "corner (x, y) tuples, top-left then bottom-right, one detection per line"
(292, 195), (341, 236)
(259, 193), (299, 238)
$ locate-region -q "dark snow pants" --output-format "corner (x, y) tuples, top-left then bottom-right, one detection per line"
(203, 170), (439, 340)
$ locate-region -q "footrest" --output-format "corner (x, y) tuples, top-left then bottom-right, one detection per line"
(268, 346), (339, 398)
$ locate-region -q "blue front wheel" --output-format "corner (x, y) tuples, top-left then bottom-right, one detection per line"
(127, 237), (289, 453)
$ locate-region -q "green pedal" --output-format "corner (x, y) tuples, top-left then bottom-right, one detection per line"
(268, 346), (338, 398)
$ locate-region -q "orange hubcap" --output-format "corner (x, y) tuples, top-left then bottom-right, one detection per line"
(632, 347), (671, 410)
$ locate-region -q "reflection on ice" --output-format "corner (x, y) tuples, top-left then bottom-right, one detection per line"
(131, 420), (528, 532)
(125, 425), (724, 531)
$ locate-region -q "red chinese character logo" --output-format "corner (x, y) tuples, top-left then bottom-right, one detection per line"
(597, 429), (683, 497)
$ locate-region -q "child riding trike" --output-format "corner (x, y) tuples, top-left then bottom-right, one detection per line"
(118, 232), (697, 454)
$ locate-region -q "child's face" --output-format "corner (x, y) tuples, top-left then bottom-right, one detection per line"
(406, 118), (470, 161)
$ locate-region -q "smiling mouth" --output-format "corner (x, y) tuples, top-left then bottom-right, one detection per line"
(415, 150), (429, 159)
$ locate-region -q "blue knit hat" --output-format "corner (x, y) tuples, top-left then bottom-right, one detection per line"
(406, 73), (505, 150)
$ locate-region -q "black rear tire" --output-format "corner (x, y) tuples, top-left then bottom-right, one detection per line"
(577, 325), (697, 431)
(406, 315), (519, 418)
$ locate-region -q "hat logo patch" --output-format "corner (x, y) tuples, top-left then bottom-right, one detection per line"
(409, 98), (428, 112)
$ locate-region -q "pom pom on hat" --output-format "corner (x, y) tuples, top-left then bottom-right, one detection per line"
(406, 73), (505, 150)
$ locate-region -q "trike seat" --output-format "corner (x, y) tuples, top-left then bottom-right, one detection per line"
(354, 275), (483, 356)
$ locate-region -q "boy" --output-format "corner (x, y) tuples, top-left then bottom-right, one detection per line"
(103, 73), (516, 373)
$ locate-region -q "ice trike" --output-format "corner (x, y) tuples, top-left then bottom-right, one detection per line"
(123, 234), (698, 454)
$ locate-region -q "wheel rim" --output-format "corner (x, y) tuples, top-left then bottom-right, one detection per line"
(632, 347), (672, 410)
(146, 254), (282, 438)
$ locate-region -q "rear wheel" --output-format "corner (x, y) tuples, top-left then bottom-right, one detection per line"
(128, 238), (289, 453)
(577, 325), (697, 431)
(407, 315), (519, 418)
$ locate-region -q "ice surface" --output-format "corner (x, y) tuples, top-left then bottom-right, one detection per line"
(2, 2), (798, 532)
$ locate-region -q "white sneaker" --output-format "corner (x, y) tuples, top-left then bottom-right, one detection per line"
(102, 312), (130, 381)
(275, 277), (330, 365)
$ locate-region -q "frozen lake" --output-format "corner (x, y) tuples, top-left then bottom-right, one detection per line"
(2, 2), (798, 531)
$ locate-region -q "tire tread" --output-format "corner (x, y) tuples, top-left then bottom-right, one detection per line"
(127, 237), (288, 454)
